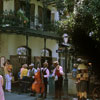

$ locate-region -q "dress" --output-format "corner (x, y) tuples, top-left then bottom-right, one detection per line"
(0, 75), (5, 100)
(76, 72), (88, 99)
(4, 65), (12, 91)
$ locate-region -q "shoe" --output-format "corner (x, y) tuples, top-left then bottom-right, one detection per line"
(43, 96), (46, 99)
(54, 96), (58, 99)
(8, 90), (11, 92)
(39, 94), (43, 98)
(30, 93), (35, 96)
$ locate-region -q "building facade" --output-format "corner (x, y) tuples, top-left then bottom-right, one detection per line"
(0, 0), (61, 79)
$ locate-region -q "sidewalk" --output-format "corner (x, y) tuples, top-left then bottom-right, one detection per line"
(5, 91), (75, 100)
(5, 91), (92, 100)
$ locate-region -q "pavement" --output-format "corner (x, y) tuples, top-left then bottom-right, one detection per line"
(4, 78), (92, 100)
(5, 92), (35, 100)
(5, 91), (74, 100)
(5, 91), (93, 100)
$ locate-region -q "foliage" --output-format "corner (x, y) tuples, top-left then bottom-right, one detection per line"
(17, 9), (29, 25)
(55, 13), (75, 36)
(54, 0), (100, 43)
(51, 0), (100, 75)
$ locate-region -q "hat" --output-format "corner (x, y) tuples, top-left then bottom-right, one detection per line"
(23, 64), (28, 67)
(43, 62), (48, 66)
(53, 61), (59, 65)
(77, 64), (88, 70)
(29, 63), (34, 67)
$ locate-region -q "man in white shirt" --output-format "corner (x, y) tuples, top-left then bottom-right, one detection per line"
(52, 61), (64, 99)
(27, 63), (37, 96)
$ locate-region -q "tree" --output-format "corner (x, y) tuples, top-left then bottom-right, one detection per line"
(55, 0), (100, 75)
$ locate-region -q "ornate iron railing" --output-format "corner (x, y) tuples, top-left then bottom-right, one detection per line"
(0, 11), (57, 32)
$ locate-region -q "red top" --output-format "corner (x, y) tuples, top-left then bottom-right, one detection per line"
(55, 69), (61, 77)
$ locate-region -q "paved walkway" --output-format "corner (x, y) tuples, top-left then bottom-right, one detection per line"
(5, 92), (92, 100)
(5, 92), (73, 100)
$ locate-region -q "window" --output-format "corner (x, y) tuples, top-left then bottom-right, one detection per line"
(41, 49), (49, 57)
(30, 4), (35, 22)
(0, 0), (3, 14)
(38, 6), (43, 24)
(41, 48), (52, 57)
(17, 46), (31, 64)
(17, 46), (31, 56)
(17, 47), (27, 55)
(47, 9), (51, 23)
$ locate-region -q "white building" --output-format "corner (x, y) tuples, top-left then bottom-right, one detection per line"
(0, 0), (60, 78)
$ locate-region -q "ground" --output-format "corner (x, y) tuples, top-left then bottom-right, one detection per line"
(5, 92), (92, 100)
(5, 92), (71, 100)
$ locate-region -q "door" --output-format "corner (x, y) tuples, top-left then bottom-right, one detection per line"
(10, 55), (21, 81)
(10, 55), (30, 80)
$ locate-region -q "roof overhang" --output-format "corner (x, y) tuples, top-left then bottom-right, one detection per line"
(0, 27), (61, 40)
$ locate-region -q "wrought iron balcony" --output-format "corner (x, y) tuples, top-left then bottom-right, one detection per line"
(0, 11), (57, 32)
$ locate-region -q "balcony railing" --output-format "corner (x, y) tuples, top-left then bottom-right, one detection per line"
(0, 11), (57, 32)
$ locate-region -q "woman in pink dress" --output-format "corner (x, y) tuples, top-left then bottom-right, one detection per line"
(0, 75), (5, 100)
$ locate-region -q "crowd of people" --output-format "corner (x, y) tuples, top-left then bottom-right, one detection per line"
(0, 59), (90, 100)
(0, 59), (65, 100)
(18, 60), (64, 99)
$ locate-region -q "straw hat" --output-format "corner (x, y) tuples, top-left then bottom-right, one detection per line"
(77, 64), (88, 70)
(53, 61), (59, 65)
(23, 64), (28, 68)
(43, 62), (48, 66)
(29, 63), (34, 67)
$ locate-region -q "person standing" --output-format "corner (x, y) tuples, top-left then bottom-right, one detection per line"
(52, 61), (64, 100)
(4, 60), (12, 92)
(27, 63), (37, 96)
(20, 64), (28, 93)
(42, 62), (49, 98)
(27, 63), (36, 84)
(72, 64), (78, 79)
(0, 75), (5, 100)
(76, 63), (88, 100)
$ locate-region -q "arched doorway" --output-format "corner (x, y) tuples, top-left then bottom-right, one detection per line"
(17, 46), (31, 65)
(10, 46), (31, 80)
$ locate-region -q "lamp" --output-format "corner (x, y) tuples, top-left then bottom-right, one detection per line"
(62, 33), (69, 94)
(62, 33), (68, 43)
(62, 33), (70, 46)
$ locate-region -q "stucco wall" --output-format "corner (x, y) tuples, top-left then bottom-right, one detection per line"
(3, 0), (14, 11)
(0, 33), (58, 59)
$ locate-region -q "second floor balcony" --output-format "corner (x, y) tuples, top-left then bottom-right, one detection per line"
(0, 10), (57, 32)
